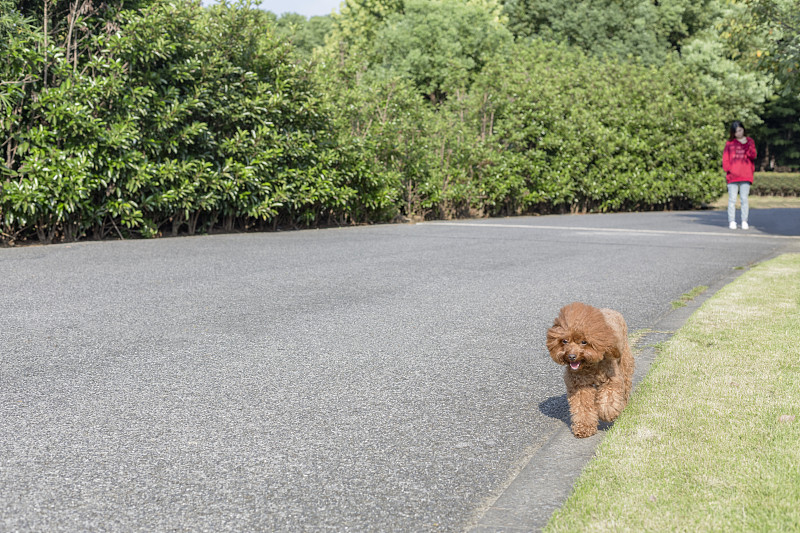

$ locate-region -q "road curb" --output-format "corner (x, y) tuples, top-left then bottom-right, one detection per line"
(467, 259), (766, 532)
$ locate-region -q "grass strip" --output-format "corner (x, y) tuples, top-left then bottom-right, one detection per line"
(545, 253), (800, 533)
(710, 194), (800, 210)
(671, 285), (708, 309)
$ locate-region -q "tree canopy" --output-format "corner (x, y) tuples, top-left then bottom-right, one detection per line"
(370, 0), (513, 102)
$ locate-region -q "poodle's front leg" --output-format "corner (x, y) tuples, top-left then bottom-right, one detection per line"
(567, 386), (598, 438)
(596, 377), (627, 423)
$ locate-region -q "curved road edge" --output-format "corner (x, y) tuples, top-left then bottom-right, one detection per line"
(466, 243), (800, 532)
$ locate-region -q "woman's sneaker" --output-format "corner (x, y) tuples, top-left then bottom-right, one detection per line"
(729, 221), (737, 229)
(741, 221), (749, 230)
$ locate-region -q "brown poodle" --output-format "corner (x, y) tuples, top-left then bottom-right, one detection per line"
(546, 302), (634, 438)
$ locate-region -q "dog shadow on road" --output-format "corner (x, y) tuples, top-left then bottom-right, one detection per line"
(538, 394), (613, 431)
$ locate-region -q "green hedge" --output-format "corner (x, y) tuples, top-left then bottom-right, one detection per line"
(472, 42), (724, 214)
(1, 1), (397, 245)
(751, 172), (800, 196)
(317, 39), (726, 221)
(1, 2), (728, 245)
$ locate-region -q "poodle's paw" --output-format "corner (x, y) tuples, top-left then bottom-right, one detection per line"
(571, 421), (598, 438)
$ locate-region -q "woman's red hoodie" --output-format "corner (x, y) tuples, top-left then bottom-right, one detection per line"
(722, 137), (757, 184)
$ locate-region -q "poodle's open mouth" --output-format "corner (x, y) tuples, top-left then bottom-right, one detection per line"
(569, 361), (581, 371)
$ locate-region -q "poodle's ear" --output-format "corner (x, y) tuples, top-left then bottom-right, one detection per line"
(583, 309), (620, 358)
(545, 315), (566, 353)
(606, 342), (622, 359)
(597, 321), (621, 358)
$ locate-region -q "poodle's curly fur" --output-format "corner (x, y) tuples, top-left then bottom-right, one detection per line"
(546, 302), (635, 438)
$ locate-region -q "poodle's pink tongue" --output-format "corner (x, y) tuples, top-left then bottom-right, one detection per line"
(570, 362), (581, 370)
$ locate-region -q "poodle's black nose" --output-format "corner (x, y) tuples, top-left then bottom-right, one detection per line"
(567, 354), (577, 361)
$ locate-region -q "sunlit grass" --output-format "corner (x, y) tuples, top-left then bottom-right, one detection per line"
(545, 254), (800, 533)
(710, 193), (800, 210)
(671, 285), (708, 309)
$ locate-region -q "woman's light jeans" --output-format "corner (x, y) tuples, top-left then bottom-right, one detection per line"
(727, 182), (750, 224)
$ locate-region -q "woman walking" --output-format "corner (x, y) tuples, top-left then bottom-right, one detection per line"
(722, 120), (757, 229)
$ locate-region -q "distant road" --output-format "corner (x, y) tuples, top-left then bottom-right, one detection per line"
(2, 209), (798, 532)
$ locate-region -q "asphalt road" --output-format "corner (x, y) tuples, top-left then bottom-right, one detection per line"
(2, 209), (799, 532)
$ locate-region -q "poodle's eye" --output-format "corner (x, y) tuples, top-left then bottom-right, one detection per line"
(581, 341), (588, 345)
(562, 339), (568, 344)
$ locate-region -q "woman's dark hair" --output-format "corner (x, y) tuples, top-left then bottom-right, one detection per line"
(729, 120), (745, 141)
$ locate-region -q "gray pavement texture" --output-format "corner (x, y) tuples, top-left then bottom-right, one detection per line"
(2, 209), (799, 532)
